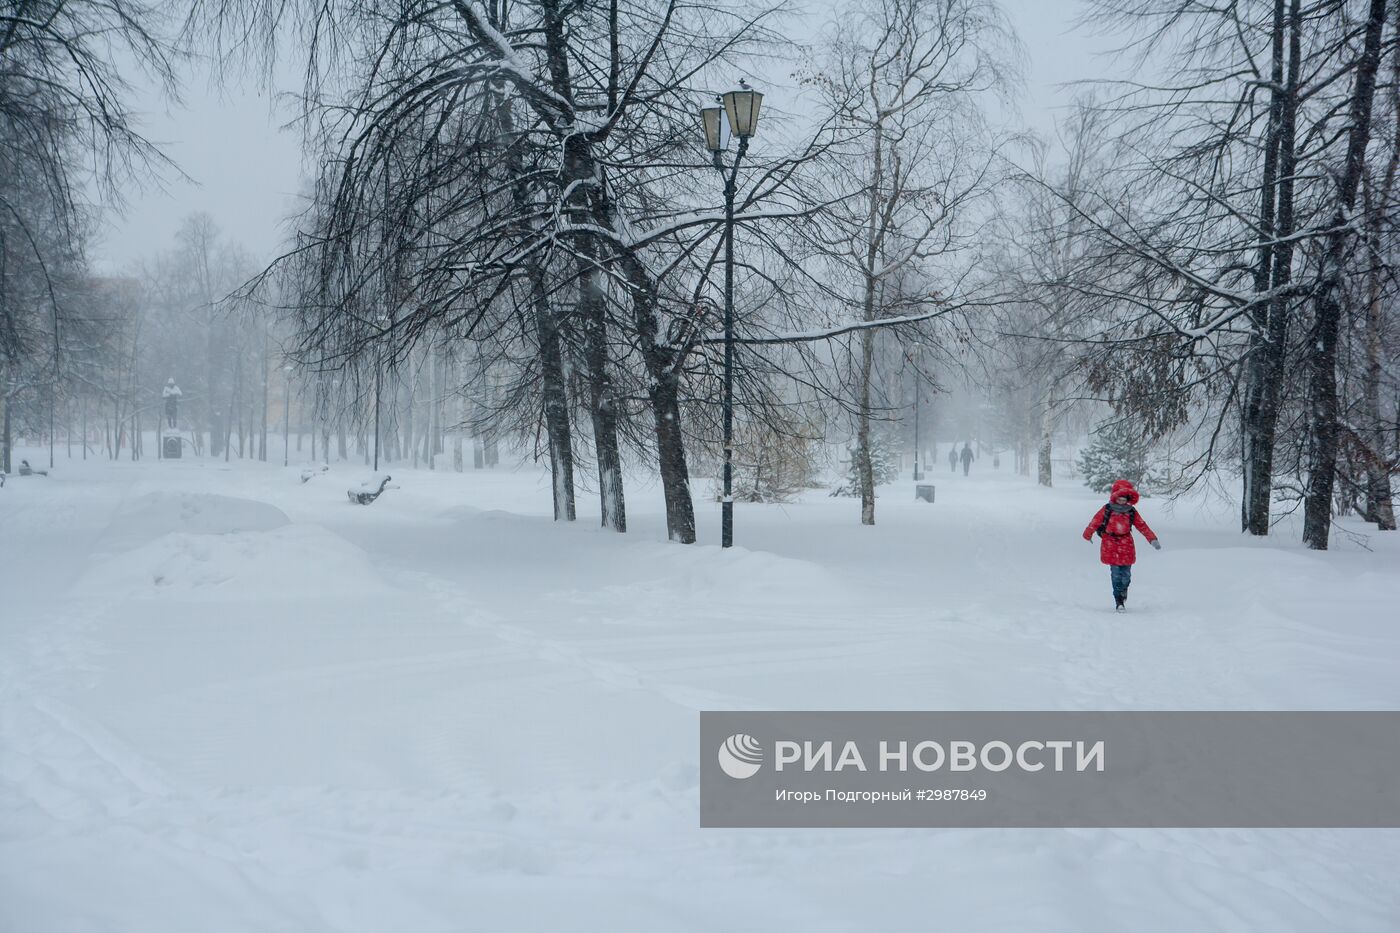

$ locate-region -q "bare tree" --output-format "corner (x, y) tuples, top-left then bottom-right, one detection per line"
(1023, 0), (1398, 547)
(1302, 0), (1389, 549)
(807, 0), (1015, 524)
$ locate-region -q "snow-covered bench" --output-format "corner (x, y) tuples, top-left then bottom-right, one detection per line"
(348, 474), (392, 505)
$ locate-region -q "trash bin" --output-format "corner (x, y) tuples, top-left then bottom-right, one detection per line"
(915, 484), (935, 503)
(163, 435), (182, 459)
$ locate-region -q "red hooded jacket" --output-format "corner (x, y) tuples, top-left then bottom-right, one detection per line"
(1082, 479), (1157, 566)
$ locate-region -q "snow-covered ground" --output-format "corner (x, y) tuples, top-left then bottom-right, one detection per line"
(2, 448), (1398, 932)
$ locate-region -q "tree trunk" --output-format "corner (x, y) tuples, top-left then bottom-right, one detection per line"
(486, 66), (577, 518)
(1240, 0), (1293, 535)
(453, 356), (465, 473)
(232, 354), (245, 460)
(1038, 402), (1053, 488)
(856, 327), (876, 526)
(544, 8), (624, 532)
(421, 362), (433, 469)
(405, 357), (416, 468)
(652, 378), (696, 543)
(854, 115), (887, 528)
(612, 236), (694, 541)
(0, 386), (10, 475)
(434, 351), (445, 457)
(1363, 298), (1397, 529)
(578, 253), (626, 531)
(259, 325), (269, 461)
(207, 319), (224, 459)
(533, 269), (576, 520)
(385, 371), (399, 462)
(1361, 11), (1400, 531)
(573, 201), (626, 528)
(426, 349), (438, 469)
(1303, 0), (1388, 550)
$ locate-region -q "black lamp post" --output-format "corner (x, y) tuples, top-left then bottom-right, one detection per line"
(913, 377), (922, 481)
(700, 80), (762, 548)
(909, 343), (925, 481)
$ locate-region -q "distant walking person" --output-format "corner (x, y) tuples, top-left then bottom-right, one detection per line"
(960, 442), (974, 476)
(162, 378), (182, 428)
(948, 445), (958, 473)
(1083, 479), (1161, 612)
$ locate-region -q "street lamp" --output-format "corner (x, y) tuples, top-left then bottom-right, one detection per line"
(908, 343), (926, 481)
(700, 80), (762, 548)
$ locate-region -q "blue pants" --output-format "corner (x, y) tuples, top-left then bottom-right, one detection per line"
(1110, 565), (1132, 600)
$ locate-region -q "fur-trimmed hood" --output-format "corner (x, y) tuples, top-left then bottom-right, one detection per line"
(1109, 479), (1140, 505)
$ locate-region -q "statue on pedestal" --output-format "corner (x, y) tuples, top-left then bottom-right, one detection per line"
(162, 377), (182, 428)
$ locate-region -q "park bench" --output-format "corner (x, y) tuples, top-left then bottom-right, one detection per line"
(348, 474), (392, 505)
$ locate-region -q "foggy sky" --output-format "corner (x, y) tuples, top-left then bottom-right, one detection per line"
(91, 0), (1111, 275)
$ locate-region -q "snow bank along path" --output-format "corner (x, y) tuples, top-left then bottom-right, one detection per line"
(2, 452), (1398, 932)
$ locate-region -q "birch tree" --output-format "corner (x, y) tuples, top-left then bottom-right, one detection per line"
(809, 0), (1014, 524)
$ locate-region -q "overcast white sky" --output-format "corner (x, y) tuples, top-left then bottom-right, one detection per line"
(91, 0), (1113, 275)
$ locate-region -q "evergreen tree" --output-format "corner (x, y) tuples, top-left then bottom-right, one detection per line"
(832, 430), (901, 497)
(1078, 420), (1160, 495)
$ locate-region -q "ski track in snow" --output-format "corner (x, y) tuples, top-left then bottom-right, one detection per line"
(2, 453), (1398, 932)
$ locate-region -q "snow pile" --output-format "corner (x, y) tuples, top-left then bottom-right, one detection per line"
(428, 504), (849, 617)
(99, 491), (292, 549)
(78, 490), (388, 598)
(608, 540), (849, 608)
(78, 524), (388, 598)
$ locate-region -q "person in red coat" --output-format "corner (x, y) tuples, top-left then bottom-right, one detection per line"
(1083, 478), (1160, 611)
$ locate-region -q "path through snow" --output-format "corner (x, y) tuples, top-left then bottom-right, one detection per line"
(2, 452), (1397, 931)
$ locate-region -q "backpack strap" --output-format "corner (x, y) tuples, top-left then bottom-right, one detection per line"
(1099, 504), (1135, 536)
